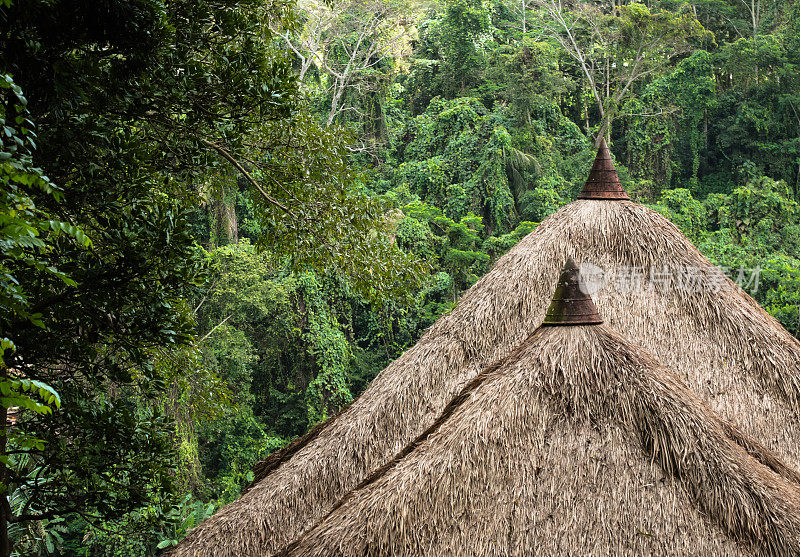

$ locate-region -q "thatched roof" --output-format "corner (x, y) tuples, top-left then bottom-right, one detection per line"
(279, 321), (800, 556)
(170, 146), (800, 556)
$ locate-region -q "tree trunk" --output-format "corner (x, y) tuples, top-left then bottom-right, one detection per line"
(328, 81), (345, 126)
(584, 99), (590, 136)
(795, 162), (800, 199)
(213, 198), (238, 246)
(595, 118), (612, 148)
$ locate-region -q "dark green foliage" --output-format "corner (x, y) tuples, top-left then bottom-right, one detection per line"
(385, 96), (582, 238)
(188, 242), (428, 505)
(0, 0), (336, 552)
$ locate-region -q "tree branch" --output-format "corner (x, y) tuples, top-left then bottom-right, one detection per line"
(199, 138), (295, 217)
(199, 314), (232, 342)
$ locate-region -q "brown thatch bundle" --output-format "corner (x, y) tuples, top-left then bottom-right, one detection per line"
(170, 145), (800, 556)
(281, 323), (800, 556)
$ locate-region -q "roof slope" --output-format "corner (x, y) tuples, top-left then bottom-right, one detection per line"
(282, 324), (800, 556)
(170, 159), (800, 557)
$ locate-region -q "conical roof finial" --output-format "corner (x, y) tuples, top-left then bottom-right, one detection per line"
(577, 138), (630, 200)
(542, 258), (603, 326)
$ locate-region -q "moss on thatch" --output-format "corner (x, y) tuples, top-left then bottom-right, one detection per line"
(170, 200), (800, 557)
(282, 324), (800, 556)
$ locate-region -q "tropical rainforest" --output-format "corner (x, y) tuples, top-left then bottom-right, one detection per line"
(0, 0), (799, 553)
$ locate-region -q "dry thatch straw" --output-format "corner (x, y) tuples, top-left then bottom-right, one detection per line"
(170, 199), (800, 557)
(281, 324), (800, 556)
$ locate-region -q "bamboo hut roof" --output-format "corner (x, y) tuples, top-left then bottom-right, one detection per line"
(280, 319), (800, 556)
(169, 145), (800, 557)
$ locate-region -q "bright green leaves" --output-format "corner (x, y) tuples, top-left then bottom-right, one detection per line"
(696, 174), (800, 338)
(0, 375), (61, 468)
(0, 74), (88, 332)
(43, 220), (91, 247)
(388, 97), (542, 236)
(438, 0), (492, 94)
(191, 243), (363, 498)
(153, 496), (217, 550)
(0, 378), (60, 416)
(0, 77), (80, 479)
(616, 3), (711, 50)
(728, 175), (798, 239)
(623, 49), (718, 190)
(303, 309), (354, 425)
(399, 200), (489, 290)
(540, 0), (710, 141)
(655, 188), (708, 243)
(652, 179), (799, 248)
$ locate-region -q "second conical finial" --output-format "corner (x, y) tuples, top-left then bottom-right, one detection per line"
(542, 258), (604, 326)
(577, 138), (630, 200)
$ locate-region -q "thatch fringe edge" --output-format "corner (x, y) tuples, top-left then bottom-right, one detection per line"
(717, 419), (800, 486)
(245, 402), (352, 495)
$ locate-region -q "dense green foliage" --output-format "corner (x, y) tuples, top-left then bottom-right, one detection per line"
(0, 0), (421, 553)
(1, 0), (799, 554)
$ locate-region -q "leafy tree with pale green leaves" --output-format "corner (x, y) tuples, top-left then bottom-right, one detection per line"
(538, 1), (710, 142)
